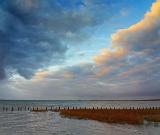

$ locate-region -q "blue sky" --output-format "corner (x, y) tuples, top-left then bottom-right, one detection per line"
(0, 0), (159, 100)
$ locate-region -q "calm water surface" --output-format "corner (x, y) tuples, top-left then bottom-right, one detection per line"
(0, 100), (160, 135)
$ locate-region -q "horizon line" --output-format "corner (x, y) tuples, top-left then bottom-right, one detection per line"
(0, 99), (160, 101)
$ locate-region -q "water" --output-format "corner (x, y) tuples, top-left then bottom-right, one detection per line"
(0, 100), (160, 135)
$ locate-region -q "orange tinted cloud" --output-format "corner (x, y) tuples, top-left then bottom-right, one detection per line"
(112, 0), (160, 49)
(63, 72), (74, 79)
(93, 0), (160, 67)
(93, 47), (127, 65)
(96, 67), (112, 77)
(34, 71), (50, 80)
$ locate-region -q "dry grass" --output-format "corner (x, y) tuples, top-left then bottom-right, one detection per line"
(59, 108), (160, 125)
(30, 107), (160, 124)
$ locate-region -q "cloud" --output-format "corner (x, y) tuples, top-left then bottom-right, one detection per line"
(34, 63), (96, 81)
(63, 72), (75, 79)
(93, 0), (160, 77)
(0, 0), (67, 79)
(1, 0), (160, 99)
(111, 0), (160, 55)
(34, 0), (160, 97)
(93, 48), (127, 65)
(34, 71), (51, 80)
(96, 67), (113, 77)
(0, 0), (121, 80)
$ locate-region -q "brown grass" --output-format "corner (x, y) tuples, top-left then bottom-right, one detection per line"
(59, 108), (160, 125)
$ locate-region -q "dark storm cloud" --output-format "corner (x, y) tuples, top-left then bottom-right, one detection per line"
(0, 0), (120, 79)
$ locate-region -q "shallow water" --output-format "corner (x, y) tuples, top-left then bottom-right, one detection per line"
(0, 100), (160, 135)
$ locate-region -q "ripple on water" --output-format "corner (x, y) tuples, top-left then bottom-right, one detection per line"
(0, 100), (160, 135)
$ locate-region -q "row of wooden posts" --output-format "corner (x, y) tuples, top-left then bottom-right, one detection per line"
(1, 106), (160, 112)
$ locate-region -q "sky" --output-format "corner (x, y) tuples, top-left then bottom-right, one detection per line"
(0, 0), (160, 100)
